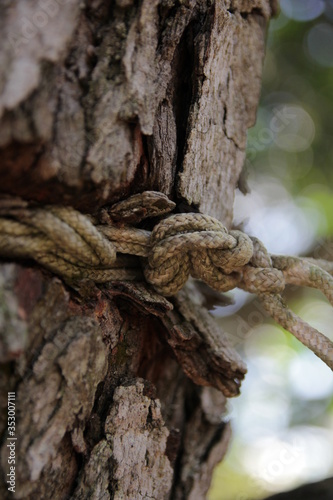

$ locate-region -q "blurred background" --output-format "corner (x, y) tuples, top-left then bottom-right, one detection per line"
(208, 1), (333, 498)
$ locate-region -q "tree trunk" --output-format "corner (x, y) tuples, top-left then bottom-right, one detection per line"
(0, 1), (277, 498)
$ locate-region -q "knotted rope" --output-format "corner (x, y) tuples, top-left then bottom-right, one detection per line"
(1, 193), (333, 370)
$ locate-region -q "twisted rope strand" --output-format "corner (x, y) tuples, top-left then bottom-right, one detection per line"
(261, 294), (333, 369)
(272, 255), (333, 305)
(1, 195), (333, 370)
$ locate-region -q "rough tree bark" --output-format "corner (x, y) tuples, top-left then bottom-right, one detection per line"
(0, 1), (277, 498)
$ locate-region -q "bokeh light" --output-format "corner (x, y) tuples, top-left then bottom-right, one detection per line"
(209, 5), (333, 500)
(306, 23), (333, 67)
(280, 0), (325, 22)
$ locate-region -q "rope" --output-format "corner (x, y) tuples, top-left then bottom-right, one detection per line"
(1, 192), (333, 370)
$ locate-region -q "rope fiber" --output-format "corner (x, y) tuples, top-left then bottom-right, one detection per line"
(1, 192), (333, 370)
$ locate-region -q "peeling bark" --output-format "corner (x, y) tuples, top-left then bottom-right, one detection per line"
(0, 1), (275, 498)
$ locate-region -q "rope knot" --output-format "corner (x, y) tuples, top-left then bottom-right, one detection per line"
(1, 192), (333, 372)
(144, 214), (254, 295)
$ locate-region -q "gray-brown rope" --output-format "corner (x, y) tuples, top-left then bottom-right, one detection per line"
(1, 194), (333, 370)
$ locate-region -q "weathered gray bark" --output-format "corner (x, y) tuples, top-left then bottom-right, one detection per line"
(0, 1), (276, 498)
